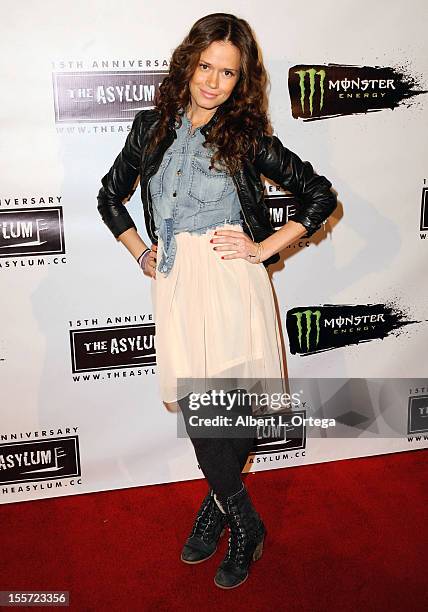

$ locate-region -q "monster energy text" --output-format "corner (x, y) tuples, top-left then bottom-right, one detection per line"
(295, 68), (396, 115)
(293, 310), (386, 351)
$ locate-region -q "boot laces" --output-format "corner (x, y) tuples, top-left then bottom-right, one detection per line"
(225, 511), (247, 565)
(190, 495), (223, 542)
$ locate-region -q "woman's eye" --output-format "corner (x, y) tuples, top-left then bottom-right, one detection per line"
(200, 63), (209, 70)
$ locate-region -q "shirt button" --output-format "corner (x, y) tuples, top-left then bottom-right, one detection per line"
(177, 169), (181, 175)
(172, 191), (177, 197)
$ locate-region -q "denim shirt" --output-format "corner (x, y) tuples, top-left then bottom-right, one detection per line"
(149, 112), (243, 276)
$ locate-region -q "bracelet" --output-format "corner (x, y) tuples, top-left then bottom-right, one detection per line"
(137, 248), (151, 270)
(248, 241), (263, 263)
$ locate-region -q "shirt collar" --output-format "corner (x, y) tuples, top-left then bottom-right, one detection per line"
(169, 107), (220, 135)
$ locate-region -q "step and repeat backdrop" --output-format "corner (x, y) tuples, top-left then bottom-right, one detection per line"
(1, 1), (427, 504)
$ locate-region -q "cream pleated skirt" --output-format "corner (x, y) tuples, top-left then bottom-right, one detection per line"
(150, 223), (286, 407)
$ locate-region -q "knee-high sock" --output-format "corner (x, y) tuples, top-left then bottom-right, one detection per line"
(189, 437), (243, 498)
(180, 392), (255, 497)
(229, 436), (255, 471)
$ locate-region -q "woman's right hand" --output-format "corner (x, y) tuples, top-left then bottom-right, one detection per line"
(141, 244), (157, 279)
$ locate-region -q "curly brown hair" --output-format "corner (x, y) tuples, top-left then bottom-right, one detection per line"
(147, 13), (272, 175)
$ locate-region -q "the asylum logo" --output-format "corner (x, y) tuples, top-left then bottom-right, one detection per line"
(289, 64), (427, 121)
(286, 303), (421, 355)
(69, 323), (156, 373)
(265, 192), (300, 230)
(264, 183), (327, 237)
(407, 395), (428, 435)
(0, 436), (80, 486)
(252, 410), (306, 455)
(52, 70), (168, 122)
(0, 207), (65, 258)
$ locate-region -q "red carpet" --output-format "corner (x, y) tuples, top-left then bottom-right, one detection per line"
(1, 449), (426, 611)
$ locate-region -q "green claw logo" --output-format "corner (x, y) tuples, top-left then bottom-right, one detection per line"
(295, 68), (326, 116)
(293, 309), (321, 351)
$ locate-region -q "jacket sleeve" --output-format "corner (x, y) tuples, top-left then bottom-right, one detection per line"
(96, 110), (145, 241)
(254, 134), (337, 237)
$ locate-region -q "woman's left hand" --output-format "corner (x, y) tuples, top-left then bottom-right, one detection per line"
(210, 229), (263, 263)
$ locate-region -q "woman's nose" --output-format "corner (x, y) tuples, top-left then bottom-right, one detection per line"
(206, 71), (219, 89)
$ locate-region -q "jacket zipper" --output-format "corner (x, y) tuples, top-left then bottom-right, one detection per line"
(240, 204), (255, 241)
(146, 174), (156, 241)
(232, 175), (255, 241)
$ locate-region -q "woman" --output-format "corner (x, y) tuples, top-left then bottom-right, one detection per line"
(97, 13), (337, 589)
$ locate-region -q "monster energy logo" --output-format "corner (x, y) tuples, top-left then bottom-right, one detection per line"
(295, 68), (326, 116)
(293, 309), (321, 351)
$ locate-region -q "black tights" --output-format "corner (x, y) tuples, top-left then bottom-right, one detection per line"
(188, 436), (255, 499)
(179, 389), (256, 499)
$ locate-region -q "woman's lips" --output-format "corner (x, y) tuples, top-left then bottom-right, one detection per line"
(200, 89), (218, 99)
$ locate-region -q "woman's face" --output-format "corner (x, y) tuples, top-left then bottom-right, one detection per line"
(188, 40), (241, 112)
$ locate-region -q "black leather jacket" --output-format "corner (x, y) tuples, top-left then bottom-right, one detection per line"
(97, 109), (337, 267)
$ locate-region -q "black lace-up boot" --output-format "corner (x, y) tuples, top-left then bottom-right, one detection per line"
(214, 484), (266, 589)
(181, 489), (228, 564)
